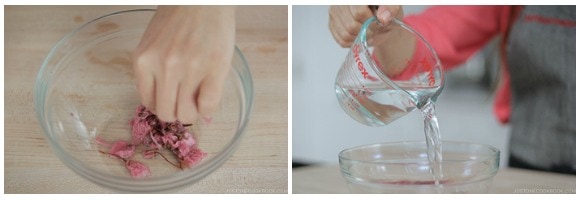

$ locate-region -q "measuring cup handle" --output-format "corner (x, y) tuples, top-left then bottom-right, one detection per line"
(358, 17), (405, 48)
(358, 17), (376, 47)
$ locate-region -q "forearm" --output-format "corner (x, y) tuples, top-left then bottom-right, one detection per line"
(372, 23), (417, 77)
(373, 6), (507, 78)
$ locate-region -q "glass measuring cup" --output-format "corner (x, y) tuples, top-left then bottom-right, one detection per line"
(335, 17), (444, 126)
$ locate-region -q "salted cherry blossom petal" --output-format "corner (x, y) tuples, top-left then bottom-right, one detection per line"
(125, 160), (151, 178)
(109, 140), (135, 159)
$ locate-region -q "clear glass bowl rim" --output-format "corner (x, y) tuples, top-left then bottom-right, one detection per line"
(339, 141), (501, 165)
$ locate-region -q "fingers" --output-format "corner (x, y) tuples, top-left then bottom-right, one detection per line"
(197, 56), (231, 118)
(376, 6), (393, 24)
(377, 6), (403, 24)
(329, 6), (352, 47)
(196, 80), (221, 121)
(155, 66), (180, 122)
(367, 5), (404, 46)
(328, 16), (351, 48)
(328, 5), (406, 48)
(132, 6), (235, 124)
(348, 5), (374, 25)
(173, 59), (229, 124)
(329, 5), (374, 48)
(133, 56), (156, 112)
(176, 77), (200, 124)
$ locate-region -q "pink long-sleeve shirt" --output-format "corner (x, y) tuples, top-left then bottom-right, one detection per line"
(397, 6), (516, 124)
(389, 5), (576, 172)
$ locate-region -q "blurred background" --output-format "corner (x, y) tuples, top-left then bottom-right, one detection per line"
(292, 5), (511, 168)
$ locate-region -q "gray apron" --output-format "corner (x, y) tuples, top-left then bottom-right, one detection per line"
(506, 5), (575, 172)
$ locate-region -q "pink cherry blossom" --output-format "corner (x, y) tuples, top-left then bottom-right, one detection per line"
(109, 140), (135, 159)
(96, 105), (207, 178)
(180, 147), (207, 168)
(130, 119), (150, 145)
(125, 160), (151, 178)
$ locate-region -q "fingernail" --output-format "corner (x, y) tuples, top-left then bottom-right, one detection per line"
(379, 10), (391, 23)
(202, 116), (213, 125)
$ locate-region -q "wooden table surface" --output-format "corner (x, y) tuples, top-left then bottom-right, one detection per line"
(4, 5), (288, 193)
(293, 165), (576, 194)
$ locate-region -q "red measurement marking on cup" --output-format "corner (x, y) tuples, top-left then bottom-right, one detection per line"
(420, 57), (435, 86)
(347, 87), (376, 112)
(348, 90), (360, 111)
(344, 43), (380, 112)
(353, 44), (379, 81)
(348, 90), (361, 111)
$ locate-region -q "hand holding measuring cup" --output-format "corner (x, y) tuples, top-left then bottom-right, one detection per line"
(328, 5), (403, 48)
(333, 6), (444, 126)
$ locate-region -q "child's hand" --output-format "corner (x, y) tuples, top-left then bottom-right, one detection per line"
(133, 6), (236, 124)
(328, 5), (403, 48)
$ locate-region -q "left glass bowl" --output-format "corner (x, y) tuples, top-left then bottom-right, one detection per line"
(34, 9), (254, 193)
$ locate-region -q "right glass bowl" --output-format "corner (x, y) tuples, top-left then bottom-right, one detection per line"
(339, 141), (500, 193)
